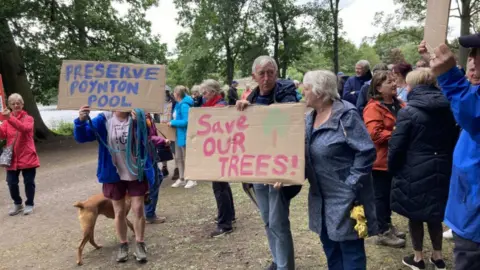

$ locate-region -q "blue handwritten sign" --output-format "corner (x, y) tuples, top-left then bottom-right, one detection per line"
(57, 60), (166, 112)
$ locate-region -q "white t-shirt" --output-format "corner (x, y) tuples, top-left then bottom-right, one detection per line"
(107, 114), (137, 181)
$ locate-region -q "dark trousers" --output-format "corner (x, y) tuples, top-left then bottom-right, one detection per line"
(145, 166), (164, 219)
(320, 222), (366, 270)
(212, 182), (235, 230)
(7, 168), (36, 206)
(408, 219), (443, 251)
(372, 170), (392, 233)
(453, 232), (480, 270)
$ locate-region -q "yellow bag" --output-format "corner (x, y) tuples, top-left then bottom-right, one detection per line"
(350, 205), (368, 239)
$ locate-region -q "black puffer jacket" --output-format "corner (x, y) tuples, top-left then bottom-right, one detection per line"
(388, 85), (459, 222)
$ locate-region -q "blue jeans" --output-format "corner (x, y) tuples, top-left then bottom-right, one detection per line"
(145, 166), (163, 219)
(320, 222), (366, 270)
(254, 184), (295, 270)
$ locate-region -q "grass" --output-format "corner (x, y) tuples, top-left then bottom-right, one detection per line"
(51, 120), (74, 136)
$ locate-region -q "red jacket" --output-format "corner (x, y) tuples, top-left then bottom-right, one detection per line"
(363, 99), (404, 171)
(0, 110), (40, 170)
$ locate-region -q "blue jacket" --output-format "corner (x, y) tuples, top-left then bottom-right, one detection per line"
(170, 95), (194, 147)
(73, 112), (155, 186)
(342, 72), (372, 105)
(437, 67), (480, 243)
(356, 80), (371, 115)
(305, 100), (377, 241)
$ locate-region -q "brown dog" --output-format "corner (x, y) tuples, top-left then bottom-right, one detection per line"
(74, 193), (135, 266)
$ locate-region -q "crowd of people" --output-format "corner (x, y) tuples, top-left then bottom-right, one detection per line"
(1, 33), (480, 270)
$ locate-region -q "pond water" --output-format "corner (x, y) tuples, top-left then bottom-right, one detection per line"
(39, 105), (101, 129)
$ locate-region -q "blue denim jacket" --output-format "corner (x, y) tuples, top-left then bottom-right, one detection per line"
(305, 100), (378, 241)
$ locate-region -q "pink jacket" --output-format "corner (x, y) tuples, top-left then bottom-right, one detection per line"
(0, 110), (40, 170)
(147, 114), (165, 146)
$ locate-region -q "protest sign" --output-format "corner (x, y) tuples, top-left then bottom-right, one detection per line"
(184, 103), (305, 185)
(57, 60), (166, 112)
(157, 123), (176, 141)
(424, 0), (452, 52)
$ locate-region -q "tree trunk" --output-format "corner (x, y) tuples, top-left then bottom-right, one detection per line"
(269, 0), (280, 77)
(459, 0), (472, 68)
(278, 10), (289, 79)
(225, 38), (235, 85)
(74, 0), (87, 52)
(330, 0), (339, 74)
(0, 19), (52, 140)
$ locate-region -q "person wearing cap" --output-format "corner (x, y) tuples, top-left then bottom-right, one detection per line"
(228, 81), (239, 106)
(419, 34), (480, 270)
(356, 63), (389, 116)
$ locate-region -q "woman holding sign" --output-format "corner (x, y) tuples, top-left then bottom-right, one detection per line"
(200, 79), (237, 238)
(1, 94), (40, 216)
(303, 70), (377, 270)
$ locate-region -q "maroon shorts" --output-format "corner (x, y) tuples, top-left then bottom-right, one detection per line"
(102, 180), (149, 201)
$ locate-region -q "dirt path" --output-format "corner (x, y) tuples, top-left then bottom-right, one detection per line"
(0, 138), (455, 270)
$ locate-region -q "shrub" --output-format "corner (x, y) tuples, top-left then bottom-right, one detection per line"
(52, 120), (74, 136)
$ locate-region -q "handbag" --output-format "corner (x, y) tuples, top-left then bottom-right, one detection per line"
(155, 129), (174, 162)
(0, 130), (18, 167)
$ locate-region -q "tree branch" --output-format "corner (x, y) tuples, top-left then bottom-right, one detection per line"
(456, 0), (463, 16)
(471, 0), (479, 10)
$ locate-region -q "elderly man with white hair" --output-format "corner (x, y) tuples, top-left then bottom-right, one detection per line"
(236, 55), (301, 270)
(342, 60), (372, 105)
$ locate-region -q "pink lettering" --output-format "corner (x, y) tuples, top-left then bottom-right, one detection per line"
(240, 155), (254, 176)
(225, 120), (236, 133)
(232, 132), (246, 154)
(219, 157), (229, 177)
(255, 155), (271, 176)
(273, 155), (288, 175)
(203, 137), (215, 157)
(229, 155), (239, 177)
(217, 138), (231, 155)
(237, 115), (249, 131)
(197, 114), (212, 136)
(212, 121), (224, 134)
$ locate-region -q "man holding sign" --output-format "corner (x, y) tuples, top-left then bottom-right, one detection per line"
(236, 56), (301, 270)
(418, 34), (480, 270)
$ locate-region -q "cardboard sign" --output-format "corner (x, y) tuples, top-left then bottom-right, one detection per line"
(424, 0), (452, 52)
(57, 60), (166, 112)
(184, 103), (305, 184)
(0, 75), (7, 121)
(157, 123), (176, 141)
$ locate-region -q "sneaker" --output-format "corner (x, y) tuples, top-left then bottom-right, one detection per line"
(214, 217), (237, 224)
(389, 223), (407, 239)
(171, 179), (186, 188)
(429, 258), (446, 270)
(184, 180), (197, 189)
(402, 254), (425, 270)
(161, 166), (169, 177)
(266, 262), (277, 270)
(443, 229), (453, 240)
(116, 243), (129, 263)
(23, 205), (34, 215)
(210, 227), (233, 238)
(146, 216), (166, 224)
(375, 229), (406, 248)
(134, 242), (147, 263)
(8, 204), (23, 216)
(172, 168), (180, 181)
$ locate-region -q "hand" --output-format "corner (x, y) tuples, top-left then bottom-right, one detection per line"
(236, 100), (250, 111)
(418, 40), (431, 63)
(131, 110), (137, 120)
(430, 44), (457, 77)
(79, 105), (90, 121)
(164, 139), (171, 146)
(273, 182), (283, 190)
(2, 109), (10, 119)
(167, 121), (172, 127)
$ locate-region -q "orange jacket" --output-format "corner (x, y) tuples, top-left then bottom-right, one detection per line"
(363, 99), (405, 171)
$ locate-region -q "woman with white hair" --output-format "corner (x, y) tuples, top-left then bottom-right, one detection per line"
(0, 93), (40, 216)
(342, 60), (372, 105)
(303, 70), (377, 269)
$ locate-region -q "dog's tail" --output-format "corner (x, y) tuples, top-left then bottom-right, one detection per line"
(73, 202), (84, 209)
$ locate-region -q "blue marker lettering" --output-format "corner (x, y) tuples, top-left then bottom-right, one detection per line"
(121, 96), (132, 107)
(65, 65), (74, 81)
(117, 81), (127, 92)
(109, 80), (119, 93)
(97, 81), (108, 93)
(119, 66), (131, 79)
(84, 63), (94, 79)
(74, 65), (82, 81)
(95, 64), (105, 77)
(97, 95), (108, 107)
(110, 96), (121, 107)
(145, 67), (160, 80)
(88, 95), (98, 106)
(126, 82), (139, 95)
(70, 81), (79, 95)
(106, 64), (119, 79)
(88, 80), (99, 93)
(78, 80), (88, 93)
(132, 67), (144, 79)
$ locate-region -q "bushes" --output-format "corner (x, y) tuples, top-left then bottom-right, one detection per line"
(52, 120), (74, 136)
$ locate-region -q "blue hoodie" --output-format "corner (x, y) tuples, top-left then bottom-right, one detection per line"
(73, 112), (155, 186)
(437, 66), (480, 243)
(170, 95), (194, 147)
